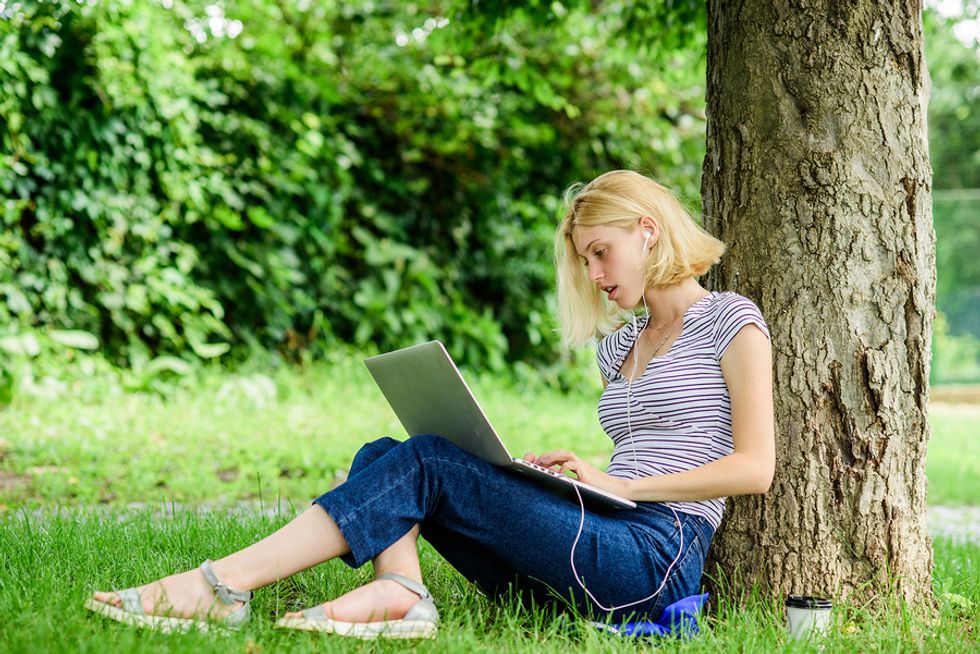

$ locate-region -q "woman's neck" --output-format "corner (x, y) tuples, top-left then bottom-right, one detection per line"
(640, 278), (710, 328)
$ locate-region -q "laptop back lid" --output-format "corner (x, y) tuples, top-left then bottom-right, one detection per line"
(364, 341), (513, 466)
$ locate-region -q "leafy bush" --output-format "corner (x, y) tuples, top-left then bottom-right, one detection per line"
(932, 312), (980, 385)
(1, 0), (706, 371)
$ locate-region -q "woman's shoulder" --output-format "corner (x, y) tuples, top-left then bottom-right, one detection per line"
(597, 320), (627, 356)
(706, 291), (766, 319)
(596, 317), (641, 373)
(701, 291), (770, 357)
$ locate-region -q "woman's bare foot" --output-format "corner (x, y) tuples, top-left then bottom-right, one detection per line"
(91, 566), (244, 620)
(282, 577), (421, 623)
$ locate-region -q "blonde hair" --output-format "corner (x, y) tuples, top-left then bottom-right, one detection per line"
(554, 170), (726, 347)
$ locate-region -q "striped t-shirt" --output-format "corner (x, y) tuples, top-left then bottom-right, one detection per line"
(596, 291), (770, 529)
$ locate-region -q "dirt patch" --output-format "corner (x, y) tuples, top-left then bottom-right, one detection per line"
(930, 385), (980, 405)
(930, 402), (980, 418)
(0, 470), (31, 492)
(930, 506), (980, 543)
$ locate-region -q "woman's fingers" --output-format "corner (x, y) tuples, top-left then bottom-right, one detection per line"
(536, 450), (577, 468)
(535, 452), (557, 466)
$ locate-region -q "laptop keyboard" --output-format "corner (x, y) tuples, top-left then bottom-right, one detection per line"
(523, 460), (570, 480)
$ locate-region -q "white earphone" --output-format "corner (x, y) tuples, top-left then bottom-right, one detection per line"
(568, 221), (684, 614)
(641, 229), (654, 262)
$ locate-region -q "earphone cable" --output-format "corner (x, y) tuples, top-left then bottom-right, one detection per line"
(567, 239), (684, 614)
(569, 485), (684, 612)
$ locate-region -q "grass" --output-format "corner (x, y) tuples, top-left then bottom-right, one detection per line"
(0, 353), (977, 651)
(0, 354), (976, 508)
(0, 506), (976, 653)
(0, 353), (613, 508)
(925, 405), (980, 505)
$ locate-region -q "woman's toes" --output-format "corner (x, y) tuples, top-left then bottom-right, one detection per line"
(279, 578), (422, 624)
(92, 591), (121, 607)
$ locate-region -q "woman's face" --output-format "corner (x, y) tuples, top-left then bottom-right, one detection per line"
(572, 223), (647, 309)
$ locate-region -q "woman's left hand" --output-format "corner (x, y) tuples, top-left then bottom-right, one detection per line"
(522, 450), (630, 497)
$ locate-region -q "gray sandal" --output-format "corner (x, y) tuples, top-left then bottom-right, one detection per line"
(274, 572), (439, 639)
(84, 560), (252, 633)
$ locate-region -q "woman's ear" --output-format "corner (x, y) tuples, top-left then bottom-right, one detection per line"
(639, 216), (659, 246)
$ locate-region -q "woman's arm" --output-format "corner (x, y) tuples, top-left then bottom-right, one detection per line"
(532, 324), (775, 502)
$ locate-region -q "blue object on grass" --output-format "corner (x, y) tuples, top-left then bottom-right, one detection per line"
(590, 593), (709, 638)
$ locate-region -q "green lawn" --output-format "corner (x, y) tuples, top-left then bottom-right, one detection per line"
(0, 354), (976, 508)
(0, 355), (977, 651)
(926, 406), (980, 505)
(0, 354), (614, 508)
(0, 507), (976, 653)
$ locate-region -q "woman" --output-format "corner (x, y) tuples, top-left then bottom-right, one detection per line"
(86, 170), (775, 639)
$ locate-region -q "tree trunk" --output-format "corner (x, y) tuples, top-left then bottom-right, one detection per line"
(701, 0), (935, 603)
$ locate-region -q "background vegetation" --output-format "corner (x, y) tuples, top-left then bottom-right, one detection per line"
(3, 1), (973, 388)
(926, 2), (980, 384)
(0, 0), (706, 380)
(0, 2), (977, 650)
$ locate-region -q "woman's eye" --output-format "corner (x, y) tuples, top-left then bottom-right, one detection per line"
(595, 249), (606, 258)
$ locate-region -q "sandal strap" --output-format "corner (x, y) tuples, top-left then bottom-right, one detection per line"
(376, 572), (431, 600)
(116, 587), (145, 615)
(200, 560), (252, 605)
(303, 606), (326, 621)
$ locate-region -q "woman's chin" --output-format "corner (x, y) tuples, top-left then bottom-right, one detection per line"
(613, 296), (641, 310)
(603, 287), (641, 309)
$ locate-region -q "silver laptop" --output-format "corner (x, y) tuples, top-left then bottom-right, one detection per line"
(364, 341), (636, 510)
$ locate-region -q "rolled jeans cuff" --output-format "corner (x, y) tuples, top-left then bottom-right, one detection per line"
(313, 495), (374, 567)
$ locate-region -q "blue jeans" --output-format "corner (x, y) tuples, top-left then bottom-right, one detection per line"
(313, 435), (714, 622)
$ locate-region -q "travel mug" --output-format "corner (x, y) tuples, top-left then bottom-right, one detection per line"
(785, 595), (832, 639)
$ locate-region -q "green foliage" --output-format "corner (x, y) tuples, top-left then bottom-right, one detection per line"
(925, 5), (980, 359)
(1, 0), (231, 368)
(925, 3), (980, 193)
(923, 4), (980, 381)
(0, 325), (208, 404)
(0, 0), (706, 370)
(932, 312), (980, 385)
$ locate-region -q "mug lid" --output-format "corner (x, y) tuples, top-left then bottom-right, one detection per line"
(786, 595), (832, 609)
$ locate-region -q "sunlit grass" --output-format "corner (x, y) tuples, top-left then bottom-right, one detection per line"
(926, 404), (980, 505)
(0, 506), (976, 652)
(0, 355), (977, 651)
(0, 353), (611, 508)
(1, 354), (974, 508)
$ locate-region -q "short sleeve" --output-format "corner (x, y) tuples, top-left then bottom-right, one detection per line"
(596, 332), (616, 383)
(713, 293), (770, 360)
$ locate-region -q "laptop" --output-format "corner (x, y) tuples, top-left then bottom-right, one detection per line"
(364, 341), (636, 510)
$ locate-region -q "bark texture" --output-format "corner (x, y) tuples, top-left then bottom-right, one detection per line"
(702, 0), (935, 602)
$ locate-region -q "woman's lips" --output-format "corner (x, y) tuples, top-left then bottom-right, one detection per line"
(605, 286), (618, 300)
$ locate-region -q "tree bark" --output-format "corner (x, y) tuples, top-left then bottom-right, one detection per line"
(702, 0), (935, 603)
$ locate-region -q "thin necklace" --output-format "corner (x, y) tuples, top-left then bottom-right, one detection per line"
(623, 290), (708, 483)
(645, 316), (680, 359)
(647, 317), (679, 331)
(643, 291), (711, 332)
(627, 315), (679, 380)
